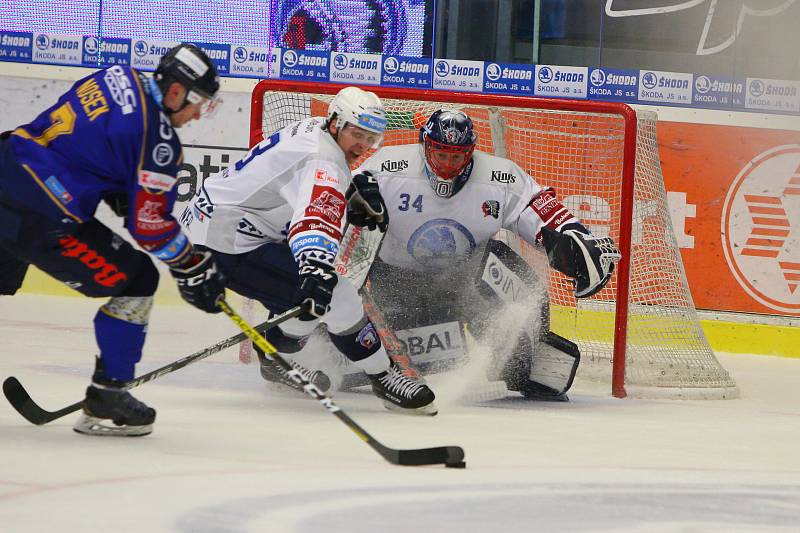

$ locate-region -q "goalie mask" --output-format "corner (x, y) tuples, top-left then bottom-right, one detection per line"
(327, 87), (387, 149)
(419, 109), (476, 198)
(155, 43), (221, 117)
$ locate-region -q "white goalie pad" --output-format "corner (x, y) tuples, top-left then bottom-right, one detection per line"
(530, 332), (580, 395)
(479, 241), (581, 398)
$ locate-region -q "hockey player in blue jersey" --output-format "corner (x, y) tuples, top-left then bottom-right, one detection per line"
(0, 43), (227, 436)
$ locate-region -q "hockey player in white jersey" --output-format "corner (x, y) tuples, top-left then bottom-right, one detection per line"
(179, 87), (436, 415)
(352, 109), (622, 400)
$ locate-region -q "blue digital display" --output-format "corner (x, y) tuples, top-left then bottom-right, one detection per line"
(0, 0), (435, 54)
(270, 0), (431, 56)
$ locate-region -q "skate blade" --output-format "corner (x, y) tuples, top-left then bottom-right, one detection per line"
(73, 414), (153, 437)
(382, 400), (438, 417)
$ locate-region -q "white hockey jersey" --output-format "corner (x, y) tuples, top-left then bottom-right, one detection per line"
(356, 144), (578, 271)
(180, 118), (350, 269)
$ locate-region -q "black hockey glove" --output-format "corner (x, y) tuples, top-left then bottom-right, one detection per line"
(346, 171), (389, 232)
(541, 224), (621, 298)
(169, 250), (226, 313)
(296, 259), (338, 321)
(103, 192), (129, 219)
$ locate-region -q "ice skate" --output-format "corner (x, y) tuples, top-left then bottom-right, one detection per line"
(368, 362), (437, 416)
(73, 383), (156, 437)
(257, 349), (331, 393)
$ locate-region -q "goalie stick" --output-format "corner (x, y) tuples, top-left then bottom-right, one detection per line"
(218, 297), (466, 468)
(2, 305), (304, 426)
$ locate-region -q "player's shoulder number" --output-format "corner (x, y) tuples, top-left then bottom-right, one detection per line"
(235, 131), (280, 171)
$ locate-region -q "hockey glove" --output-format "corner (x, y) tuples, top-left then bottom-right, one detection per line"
(169, 250), (226, 313)
(296, 259), (338, 321)
(541, 224), (621, 298)
(346, 171), (389, 232)
(103, 192), (129, 219)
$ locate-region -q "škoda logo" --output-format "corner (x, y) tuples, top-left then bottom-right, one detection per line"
(722, 145), (800, 314)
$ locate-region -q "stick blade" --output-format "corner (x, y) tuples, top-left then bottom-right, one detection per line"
(3, 376), (82, 425)
(4, 376), (45, 425)
(394, 445), (465, 467)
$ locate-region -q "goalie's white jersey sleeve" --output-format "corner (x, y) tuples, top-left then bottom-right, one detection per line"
(357, 144), (578, 271)
(179, 118), (350, 268)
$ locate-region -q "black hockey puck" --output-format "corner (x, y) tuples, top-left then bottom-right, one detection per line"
(445, 461), (467, 469)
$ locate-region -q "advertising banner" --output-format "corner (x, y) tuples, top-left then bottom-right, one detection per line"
(659, 122), (800, 316)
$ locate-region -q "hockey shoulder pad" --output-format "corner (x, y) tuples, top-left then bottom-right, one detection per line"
(541, 225), (621, 298)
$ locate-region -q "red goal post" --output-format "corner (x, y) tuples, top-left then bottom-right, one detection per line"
(249, 79), (738, 399)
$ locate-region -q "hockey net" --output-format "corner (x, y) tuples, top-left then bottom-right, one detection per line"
(250, 79), (738, 399)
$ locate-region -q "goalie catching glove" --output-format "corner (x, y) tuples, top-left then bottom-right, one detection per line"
(346, 171), (389, 232)
(169, 250), (226, 313)
(541, 224), (621, 298)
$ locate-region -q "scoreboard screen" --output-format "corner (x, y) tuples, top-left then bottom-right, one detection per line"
(0, 0), (435, 56)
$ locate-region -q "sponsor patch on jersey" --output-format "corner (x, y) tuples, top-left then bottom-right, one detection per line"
(152, 143), (174, 166)
(304, 185), (346, 225)
(290, 235), (339, 255)
(134, 191), (174, 236)
(529, 188), (566, 221)
(103, 66), (136, 115)
(551, 210), (574, 230)
(44, 176), (73, 204)
(490, 170), (516, 183)
(58, 234), (128, 287)
(314, 168), (339, 184)
(380, 160), (409, 173)
(408, 218), (477, 269)
(288, 219), (341, 241)
(138, 169), (176, 191)
(482, 200), (500, 219)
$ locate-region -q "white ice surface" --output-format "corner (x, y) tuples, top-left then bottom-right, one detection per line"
(1, 294), (799, 533)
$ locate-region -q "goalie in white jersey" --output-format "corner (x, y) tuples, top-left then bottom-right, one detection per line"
(179, 87), (436, 415)
(352, 109), (622, 401)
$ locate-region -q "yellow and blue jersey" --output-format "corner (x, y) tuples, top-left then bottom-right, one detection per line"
(3, 65), (190, 264)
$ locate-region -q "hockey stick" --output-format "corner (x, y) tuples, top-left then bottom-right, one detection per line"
(2, 305), (304, 426)
(336, 225), (423, 389)
(217, 297), (466, 468)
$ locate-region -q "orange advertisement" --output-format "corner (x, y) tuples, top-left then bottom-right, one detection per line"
(658, 122), (800, 316)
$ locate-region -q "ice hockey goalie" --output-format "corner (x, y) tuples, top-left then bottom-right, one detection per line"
(337, 109), (621, 401)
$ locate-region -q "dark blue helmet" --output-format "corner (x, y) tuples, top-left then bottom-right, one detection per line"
(154, 43), (220, 115)
(419, 109), (477, 197)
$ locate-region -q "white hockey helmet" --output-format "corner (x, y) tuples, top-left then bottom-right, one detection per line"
(327, 86), (387, 148)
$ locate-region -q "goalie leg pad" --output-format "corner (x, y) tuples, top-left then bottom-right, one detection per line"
(523, 331), (580, 401)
